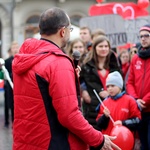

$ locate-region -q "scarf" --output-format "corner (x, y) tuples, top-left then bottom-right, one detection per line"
(110, 91), (125, 100)
(138, 46), (150, 59)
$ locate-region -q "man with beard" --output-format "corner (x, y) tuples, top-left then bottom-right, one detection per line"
(127, 24), (150, 150)
(12, 7), (120, 150)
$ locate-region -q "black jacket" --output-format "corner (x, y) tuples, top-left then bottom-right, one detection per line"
(4, 56), (14, 108)
(80, 51), (121, 129)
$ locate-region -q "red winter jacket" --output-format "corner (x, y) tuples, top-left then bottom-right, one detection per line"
(12, 38), (104, 150)
(96, 94), (141, 135)
(126, 54), (150, 113)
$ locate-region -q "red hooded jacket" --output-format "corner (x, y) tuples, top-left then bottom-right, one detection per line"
(126, 54), (150, 113)
(12, 38), (104, 150)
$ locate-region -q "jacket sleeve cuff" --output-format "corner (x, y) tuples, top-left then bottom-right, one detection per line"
(90, 135), (105, 150)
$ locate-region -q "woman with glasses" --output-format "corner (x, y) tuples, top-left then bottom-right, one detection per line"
(124, 43), (139, 85)
(130, 43), (140, 60)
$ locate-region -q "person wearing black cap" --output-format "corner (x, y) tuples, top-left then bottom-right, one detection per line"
(126, 24), (150, 150)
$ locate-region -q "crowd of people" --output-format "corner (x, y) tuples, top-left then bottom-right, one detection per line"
(1, 7), (150, 150)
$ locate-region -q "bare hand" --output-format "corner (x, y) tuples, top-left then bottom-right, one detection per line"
(114, 120), (122, 126)
(75, 65), (81, 77)
(99, 90), (109, 99)
(101, 135), (121, 150)
(137, 99), (146, 109)
(103, 107), (110, 117)
(82, 90), (91, 103)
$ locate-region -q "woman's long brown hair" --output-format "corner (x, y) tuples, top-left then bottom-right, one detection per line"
(83, 35), (112, 70)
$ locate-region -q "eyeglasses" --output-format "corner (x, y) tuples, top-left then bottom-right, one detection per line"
(130, 50), (137, 54)
(139, 34), (150, 39)
(65, 26), (73, 32)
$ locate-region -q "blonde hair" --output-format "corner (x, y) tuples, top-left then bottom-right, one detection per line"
(91, 29), (106, 40)
(66, 38), (86, 59)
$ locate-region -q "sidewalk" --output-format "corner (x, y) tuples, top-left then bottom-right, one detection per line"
(0, 90), (13, 150)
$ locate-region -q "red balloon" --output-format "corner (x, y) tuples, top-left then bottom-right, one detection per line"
(138, 0), (149, 8)
(110, 125), (134, 150)
(96, 0), (103, 3)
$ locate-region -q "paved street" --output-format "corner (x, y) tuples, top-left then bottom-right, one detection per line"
(0, 90), (12, 150)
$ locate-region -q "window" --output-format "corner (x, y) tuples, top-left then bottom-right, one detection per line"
(25, 15), (40, 39)
(70, 14), (83, 26)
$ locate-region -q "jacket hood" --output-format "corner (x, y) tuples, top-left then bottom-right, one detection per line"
(12, 38), (64, 74)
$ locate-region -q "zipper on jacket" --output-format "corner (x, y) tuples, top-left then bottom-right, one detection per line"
(140, 59), (147, 98)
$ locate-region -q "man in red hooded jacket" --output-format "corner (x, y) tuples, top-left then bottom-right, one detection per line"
(126, 24), (150, 150)
(12, 7), (120, 150)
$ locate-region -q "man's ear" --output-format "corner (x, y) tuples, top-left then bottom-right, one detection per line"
(60, 27), (65, 37)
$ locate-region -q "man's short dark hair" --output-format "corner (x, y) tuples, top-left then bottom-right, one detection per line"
(39, 7), (70, 35)
(80, 26), (91, 35)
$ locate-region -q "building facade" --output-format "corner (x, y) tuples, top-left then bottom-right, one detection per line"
(0, 0), (149, 57)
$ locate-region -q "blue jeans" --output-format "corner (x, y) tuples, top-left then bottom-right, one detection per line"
(138, 113), (150, 150)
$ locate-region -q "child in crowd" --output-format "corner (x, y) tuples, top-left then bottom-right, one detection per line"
(96, 71), (141, 136)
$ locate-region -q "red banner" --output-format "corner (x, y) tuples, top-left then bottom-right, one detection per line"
(89, 2), (149, 19)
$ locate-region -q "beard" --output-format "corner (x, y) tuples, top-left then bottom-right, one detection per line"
(61, 36), (70, 49)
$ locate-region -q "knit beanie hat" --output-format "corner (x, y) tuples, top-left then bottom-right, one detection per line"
(106, 71), (123, 89)
(139, 24), (150, 33)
